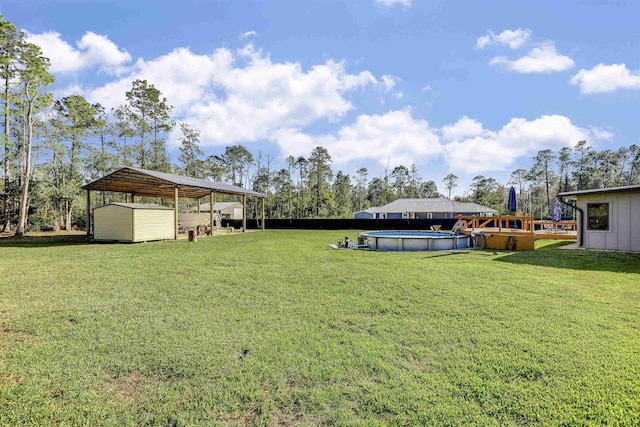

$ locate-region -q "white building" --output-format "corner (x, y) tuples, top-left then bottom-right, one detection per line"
(558, 185), (640, 252)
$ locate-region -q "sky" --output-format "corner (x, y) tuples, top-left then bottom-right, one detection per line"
(2, 0), (639, 195)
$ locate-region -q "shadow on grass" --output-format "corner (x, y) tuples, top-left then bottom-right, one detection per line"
(495, 247), (640, 274)
(0, 234), (92, 248)
(422, 251), (470, 259)
(536, 241), (575, 250)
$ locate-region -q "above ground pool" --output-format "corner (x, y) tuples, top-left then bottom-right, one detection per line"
(360, 230), (470, 251)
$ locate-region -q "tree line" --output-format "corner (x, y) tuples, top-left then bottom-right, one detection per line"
(2, 16), (639, 233)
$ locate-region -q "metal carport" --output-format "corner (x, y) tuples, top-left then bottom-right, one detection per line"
(82, 167), (265, 239)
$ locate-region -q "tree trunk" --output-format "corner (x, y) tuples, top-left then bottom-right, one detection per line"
(2, 76), (10, 232)
(16, 91), (34, 236)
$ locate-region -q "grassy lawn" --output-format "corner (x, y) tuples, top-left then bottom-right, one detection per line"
(1, 230), (639, 426)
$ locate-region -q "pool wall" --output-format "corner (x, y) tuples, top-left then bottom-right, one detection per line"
(361, 231), (470, 251)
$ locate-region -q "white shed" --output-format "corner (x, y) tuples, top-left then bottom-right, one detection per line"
(558, 185), (640, 252)
(93, 203), (175, 242)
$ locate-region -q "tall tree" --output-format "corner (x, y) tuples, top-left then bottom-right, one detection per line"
(50, 95), (100, 230)
(572, 140), (592, 191)
(418, 180), (439, 198)
(442, 173), (458, 199)
(391, 165), (409, 199)
(332, 171), (352, 217)
(178, 123), (204, 178)
(407, 164), (422, 198)
(354, 167), (368, 211)
(15, 42), (54, 235)
(125, 79), (173, 171)
(557, 147), (572, 194)
(529, 149), (556, 216)
(215, 145), (254, 186)
(508, 168), (529, 213)
(466, 175), (504, 212)
(113, 105), (136, 166)
(295, 156), (309, 217)
(286, 155), (296, 218)
(308, 146), (333, 216)
(0, 16), (22, 231)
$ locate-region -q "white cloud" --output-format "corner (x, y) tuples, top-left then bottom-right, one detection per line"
(570, 63), (640, 94)
(24, 31), (131, 73)
(80, 44), (385, 148)
(381, 74), (396, 91)
(273, 109), (441, 168)
(375, 0), (412, 8)
(441, 116), (485, 141)
(442, 115), (609, 174)
(476, 29), (531, 50)
(239, 31), (257, 40)
(489, 42), (574, 73)
(272, 112), (608, 176)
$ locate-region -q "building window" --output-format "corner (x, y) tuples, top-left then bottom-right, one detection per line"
(426, 213), (432, 219)
(587, 203), (609, 231)
(402, 212), (408, 219)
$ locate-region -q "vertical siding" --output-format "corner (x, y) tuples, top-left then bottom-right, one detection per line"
(232, 208), (243, 220)
(94, 205), (133, 241)
(133, 210), (175, 242)
(579, 192), (640, 252)
(631, 194), (640, 251)
(616, 194), (631, 251)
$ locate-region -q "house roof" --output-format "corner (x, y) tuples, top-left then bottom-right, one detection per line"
(199, 202), (243, 212)
(82, 167), (264, 199)
(366, 198), (498, 214)
(96, 203), (174, 210)
(558, 184), (640, 199)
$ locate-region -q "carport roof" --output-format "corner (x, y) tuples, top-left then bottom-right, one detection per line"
(82, 167), (264, 199)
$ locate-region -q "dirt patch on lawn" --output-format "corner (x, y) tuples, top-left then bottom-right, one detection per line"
(102, 372), (148, 404)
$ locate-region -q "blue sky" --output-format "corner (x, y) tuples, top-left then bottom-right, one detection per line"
(3, 0), (639, 195)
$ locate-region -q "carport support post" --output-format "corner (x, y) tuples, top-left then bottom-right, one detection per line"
(174, 187), (179, 240)
(242, 195), (246, 232)
(261, 197), (265, 230)
(86, 189), (91, 237)
(209, 191), (214, 236)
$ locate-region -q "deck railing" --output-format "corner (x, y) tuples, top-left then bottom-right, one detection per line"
(456, 215), (535, 233)
(455, 215), (577, 236)
(532, 220), (577, 235)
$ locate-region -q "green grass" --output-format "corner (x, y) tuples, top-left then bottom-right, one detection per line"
(1, 230), (639, 426)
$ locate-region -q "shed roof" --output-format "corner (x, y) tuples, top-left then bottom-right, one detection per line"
(558, 184), (640, 199)
(199, 202), (243, 212)
(95, 203), (174, 210)
(82, 167), (264, 199)
(368, 198), (498, 214)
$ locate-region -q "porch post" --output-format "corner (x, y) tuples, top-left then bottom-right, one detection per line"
(86, 189), (91, 237)
(209, 191), (214, 236)
(261, 197), (265, 230)
(242, 195), (246, 232)
(174, 187), (179, 240)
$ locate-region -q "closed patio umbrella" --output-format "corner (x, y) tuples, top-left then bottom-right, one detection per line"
(507, 186), (517, 211)
(552, 198), (562, 222)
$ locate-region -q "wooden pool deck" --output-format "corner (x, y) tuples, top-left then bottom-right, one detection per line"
(456, 215), (577, 250)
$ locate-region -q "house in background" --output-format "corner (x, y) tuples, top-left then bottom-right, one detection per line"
(200, 202), (244, 220)
(354, 198), (498, 219)
(558, 185), (640, 252)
